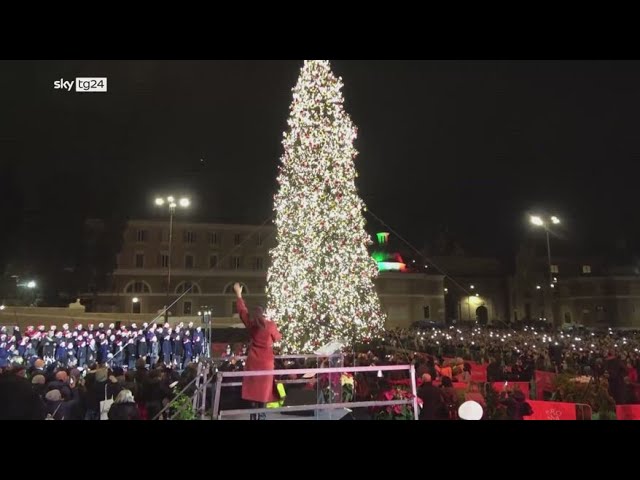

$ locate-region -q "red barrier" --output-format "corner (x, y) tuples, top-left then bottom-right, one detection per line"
(524, 400), (577, 420)
(534, 370), (556, 399)
(616, 404), (640, 420)
(491, 382), (530, 399)
(471, 363), (488, 382)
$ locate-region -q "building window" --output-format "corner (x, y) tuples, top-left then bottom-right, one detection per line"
(550, 265), (559, 274)
(596, 305), (605, 312)
(135, 253), (145, 268)
(185, 254), (195, 269)
(175, 282), (201, 294)
(183, 301), (192, 315)
(257, 233), (263, 247)
(208, 232), (218, 246)
(184, 231), (196, 244)
(231, 256), (241, 270)
(234, 234), (241, 246)
(254, 257), (264, 271)
(159, 253), (169, 268)
(231, 301), (238, 315)
(582, 265), (592, 274)
(423, 305), (431, 319)
(209, 255), (218, 269)
(125, 281), (151, 294)
(132, 301), (141, 314)
(136, 230), (148, 243)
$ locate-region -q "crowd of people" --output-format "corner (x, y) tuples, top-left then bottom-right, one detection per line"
(0, 352), (207, 420)
(0, 321), (211, 371)
(379, 325), (640, 378)
(3, 318), (640, 420)
(0, 320), (222, 420)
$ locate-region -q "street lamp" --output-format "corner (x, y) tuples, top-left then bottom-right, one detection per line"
(530, 214), (560, 288)
(155, 195), (190, 321)
(530, 213), (561, 324)
(26, 281), (36, 289)
(199, 306), (213, 359)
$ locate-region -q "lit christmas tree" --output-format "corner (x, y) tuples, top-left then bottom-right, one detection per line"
(266, 60), (386, 354)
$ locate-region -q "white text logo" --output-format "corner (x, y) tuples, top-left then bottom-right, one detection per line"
(53, 78), (107, 93)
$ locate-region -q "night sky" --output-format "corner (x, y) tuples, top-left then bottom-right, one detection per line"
(3, 60), (640, 276)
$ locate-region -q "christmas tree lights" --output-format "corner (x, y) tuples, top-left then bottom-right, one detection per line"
(266, 60), (386, 354)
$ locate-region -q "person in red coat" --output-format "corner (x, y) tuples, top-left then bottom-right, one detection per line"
(233, 283), (282, 419)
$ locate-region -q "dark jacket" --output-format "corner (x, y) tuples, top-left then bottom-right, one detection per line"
(126, 343), (137, 361)
(42, 338), (55, 358)
(417, 382), (447, 420)
(184, 339), (193, 357)
(138, 341), (148, 358)
(501, 392), (533, 420)
(487, 361), (503, 382)
(44, 388), (81, 420)
(162, 340), (172, 357)
(47, 380), (73, 401)
(98, 342), (109, 363)
(87, 346), (97, 364)
(0, 373), (46, 420)
(108, 402), (141, 420)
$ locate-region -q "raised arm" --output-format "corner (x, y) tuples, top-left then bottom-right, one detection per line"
(233, 283), (251, 328)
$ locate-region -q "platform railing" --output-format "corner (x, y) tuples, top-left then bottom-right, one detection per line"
(212, 364), (419, 420)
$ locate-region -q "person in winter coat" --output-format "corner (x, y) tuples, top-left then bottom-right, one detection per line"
(162, 335), (172, 365)
(234, 282), (282, 419)
(98, 337), (110, 364)
(55, 342), (67, 364)
(173, 336), (184, 370)
(150, 337), (159, 366)
(87, 339), (97, 365)
(77, 341), (87, 368)
(0, 364), (46, 420)
(31, 374), (48, 399)
(113, 341), (125, 368)
(42, 335), (55, 363)
(137, 337), (148, 362)
(108, 389), (141, 420)
(44, 387), (80, 420)
(0, 343), (8, 369)
(418, 374), (448, 420)
(18, 338), (28, 358)
(500, 390), (533, 420)
(126, 339), (137, 370)
(183, 334), (193, 365)
(143, 369), (171, 420)
(193, 328), (203, 359)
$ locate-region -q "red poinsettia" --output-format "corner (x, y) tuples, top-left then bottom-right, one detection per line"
(376, 386), (421, 420)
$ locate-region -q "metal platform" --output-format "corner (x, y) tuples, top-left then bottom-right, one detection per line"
(221, 408), (353, 420)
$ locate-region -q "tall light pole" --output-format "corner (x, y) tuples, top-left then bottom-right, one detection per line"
(155, 195), (190, 321)
(530, 214), (560, 325)
(530, 214), (560, 289)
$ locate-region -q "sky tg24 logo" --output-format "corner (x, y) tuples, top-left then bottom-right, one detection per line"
(53, 78), (107, 93)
